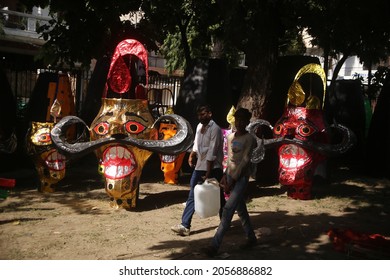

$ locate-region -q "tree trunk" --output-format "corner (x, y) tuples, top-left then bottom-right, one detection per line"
(178, 18), (192, 71)
(329, 53), (349, 94)
(323, 45), (330, 80)
(238, 48), (276, 120)
(236, 6), (279, 120)
(324, 53), (350, 110)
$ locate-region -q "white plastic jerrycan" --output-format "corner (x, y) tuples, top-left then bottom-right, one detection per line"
(194, 178), (221, 218)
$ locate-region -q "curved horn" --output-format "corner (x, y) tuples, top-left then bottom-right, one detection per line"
(250, 137), (265, 164)
(274, 124), (356, 156)
(313, 123), (356, 156)
(122, 114), (194, 155)
(52, 114), (194, 158)
(51, 116), (117, 158)
(247, 119), (283, 163)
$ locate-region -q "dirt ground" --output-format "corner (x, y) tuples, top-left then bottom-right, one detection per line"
(1, 153), (390, 260)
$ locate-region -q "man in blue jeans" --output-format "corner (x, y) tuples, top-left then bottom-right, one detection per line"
(171, 104), (224, 236)
(202, 108), (257, 256)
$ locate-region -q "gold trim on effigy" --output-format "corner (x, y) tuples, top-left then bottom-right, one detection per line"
(287, 63), (326, 108)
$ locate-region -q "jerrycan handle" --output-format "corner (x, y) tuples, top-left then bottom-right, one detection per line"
(205, 178), (219, 187)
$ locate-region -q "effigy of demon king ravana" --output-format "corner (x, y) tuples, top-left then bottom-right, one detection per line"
(158, 116), (186, 185)
(51, 39), (194, 209)
(248, 63), (356, 200)
(25, 72), (76, 193)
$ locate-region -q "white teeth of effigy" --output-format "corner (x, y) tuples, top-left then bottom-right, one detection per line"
(121, 147), (132, 159)
(118, 166), (125, 177)
(105, 165), (130, 177)
(162, 155), (175, 163)
(281, 158), (296, 168)
(48, 161), (64, 170)
(46, 151), (65, 170)
(290, 158), (298, 167)
(106, 146), (131, 161)
(282, 145), (304, 156)
(282, 158), (305, 168)
(103, 146), (134, 178)
(48, 152), (56, 161)
(105, 166), (116, 177)
(117, 146), (124, 158)
(280, 145), (307, 168)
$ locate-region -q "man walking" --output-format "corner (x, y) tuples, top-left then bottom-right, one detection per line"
(171, 103), (224, 236)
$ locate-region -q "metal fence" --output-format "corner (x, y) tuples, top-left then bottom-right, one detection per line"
(4, 68), (183, 118)
(148, 75), (182, 105)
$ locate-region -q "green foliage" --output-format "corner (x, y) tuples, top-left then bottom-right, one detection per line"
(15, 0), (390, 107)
(279, 28), (307, 56)
(159, 32), (185, 73)
(369, 66), (389, 99)
(301, 0), (390, 66)
(20, 0), (149, 69)
(352, 66), (389, 100)
(140, 0), (221, 71)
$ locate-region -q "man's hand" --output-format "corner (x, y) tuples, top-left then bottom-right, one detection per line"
(188, 152), (197, 168)
(219, 174), (235, 193)
(219, 174), (228, 192)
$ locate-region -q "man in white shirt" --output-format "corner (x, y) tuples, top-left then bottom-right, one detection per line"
(171, 104), (224, 236)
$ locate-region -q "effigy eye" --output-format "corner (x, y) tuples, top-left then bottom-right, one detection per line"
(93, 122), (110, 135)
(273, 124), (284, 135)
(124, 121), (146, 135)
(297, 124), (316, 137)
